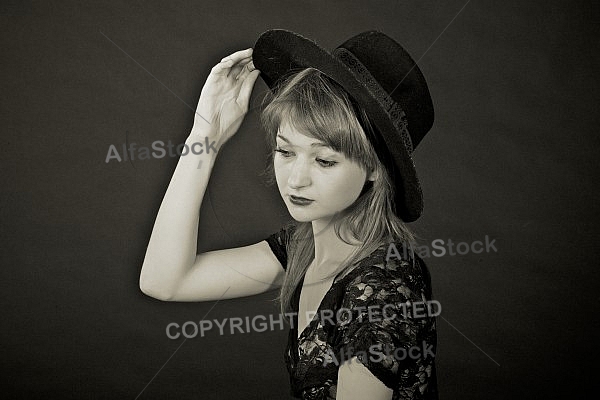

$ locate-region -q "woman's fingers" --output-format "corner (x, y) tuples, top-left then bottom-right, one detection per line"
(211, 58), (235, 75)
(211, 53), (252, 78)
(228, 56), (252, 79)
(205, 48), (259, 112)
(211, 48), (252, 72)
(220, 48), (253, 64)
(236, 67), (261, 111)
(234, 59), (256, 80)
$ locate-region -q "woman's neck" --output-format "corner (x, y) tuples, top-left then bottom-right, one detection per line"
(311, 217), (360, 271)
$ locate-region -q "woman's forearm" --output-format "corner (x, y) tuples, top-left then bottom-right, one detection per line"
(139, 126), (218, 300)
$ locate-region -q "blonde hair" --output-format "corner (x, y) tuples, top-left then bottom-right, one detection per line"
(260, 68), (416, 316)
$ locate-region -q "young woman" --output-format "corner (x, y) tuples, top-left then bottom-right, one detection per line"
(140, 30), (438, 400)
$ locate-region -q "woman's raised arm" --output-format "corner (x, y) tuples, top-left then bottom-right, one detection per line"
(139, 48), (284, 301)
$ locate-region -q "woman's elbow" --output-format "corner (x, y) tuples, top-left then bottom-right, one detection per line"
(139, 277), (175, 301)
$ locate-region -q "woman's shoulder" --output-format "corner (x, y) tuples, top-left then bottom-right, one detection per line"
(331, 242), (438, 398)
(341, 241), (432, 303)
(264, 223), (297, 269)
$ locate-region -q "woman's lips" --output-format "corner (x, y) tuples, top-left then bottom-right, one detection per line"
(289, 195), (314, 206)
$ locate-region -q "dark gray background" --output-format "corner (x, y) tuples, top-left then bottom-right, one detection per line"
(1, 0), (598, 398)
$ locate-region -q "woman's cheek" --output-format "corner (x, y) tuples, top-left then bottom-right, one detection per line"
(324, 172), (364, 207)
(273, 160), (287, 191)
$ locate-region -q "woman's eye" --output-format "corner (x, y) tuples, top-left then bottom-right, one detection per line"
(275, 148), (292, 157)
(316, 158), (337, 168)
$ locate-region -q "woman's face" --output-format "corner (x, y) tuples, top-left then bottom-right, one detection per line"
(274, 122), (371, 223)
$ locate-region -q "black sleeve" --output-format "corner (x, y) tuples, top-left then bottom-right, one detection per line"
(265, 224), (295, 270)
(334, 253), (438, 394)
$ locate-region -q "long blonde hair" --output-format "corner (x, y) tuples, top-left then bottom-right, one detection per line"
(260, 68), (417, 316)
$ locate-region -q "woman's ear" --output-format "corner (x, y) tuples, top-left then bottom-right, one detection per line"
(366, 168), (378, 182)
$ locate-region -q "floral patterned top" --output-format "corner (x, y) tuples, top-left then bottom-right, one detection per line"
(266, 225), (439, 399)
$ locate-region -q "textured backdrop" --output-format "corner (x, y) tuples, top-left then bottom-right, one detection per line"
(1, 0), (598, 398)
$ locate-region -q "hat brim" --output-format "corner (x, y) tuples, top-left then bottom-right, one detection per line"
(253, 29), (423, 222)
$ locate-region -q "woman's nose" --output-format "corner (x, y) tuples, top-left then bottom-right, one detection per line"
(287, 159), (311, 188)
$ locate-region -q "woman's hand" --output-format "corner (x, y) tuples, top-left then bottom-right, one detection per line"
(193, 48), (261, 147)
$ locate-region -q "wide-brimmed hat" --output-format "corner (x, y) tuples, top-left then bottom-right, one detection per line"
(253, 29), (434, 222)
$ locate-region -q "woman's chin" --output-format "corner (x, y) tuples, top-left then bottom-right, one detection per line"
(286, 206), (319, 223)
(287, 208), (339, 224)
(288, 211), (315, 223)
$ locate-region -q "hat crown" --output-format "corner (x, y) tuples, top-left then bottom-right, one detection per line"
(334, 31), (434, 150)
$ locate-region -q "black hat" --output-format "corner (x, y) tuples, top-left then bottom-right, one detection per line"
(253, 29), (434, 222)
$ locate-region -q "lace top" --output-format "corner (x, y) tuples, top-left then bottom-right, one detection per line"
(266, 225), (439, 399)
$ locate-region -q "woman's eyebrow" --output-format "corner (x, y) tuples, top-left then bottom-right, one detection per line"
(276, 134), (329, 149)
(275, 134), (290, 143)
